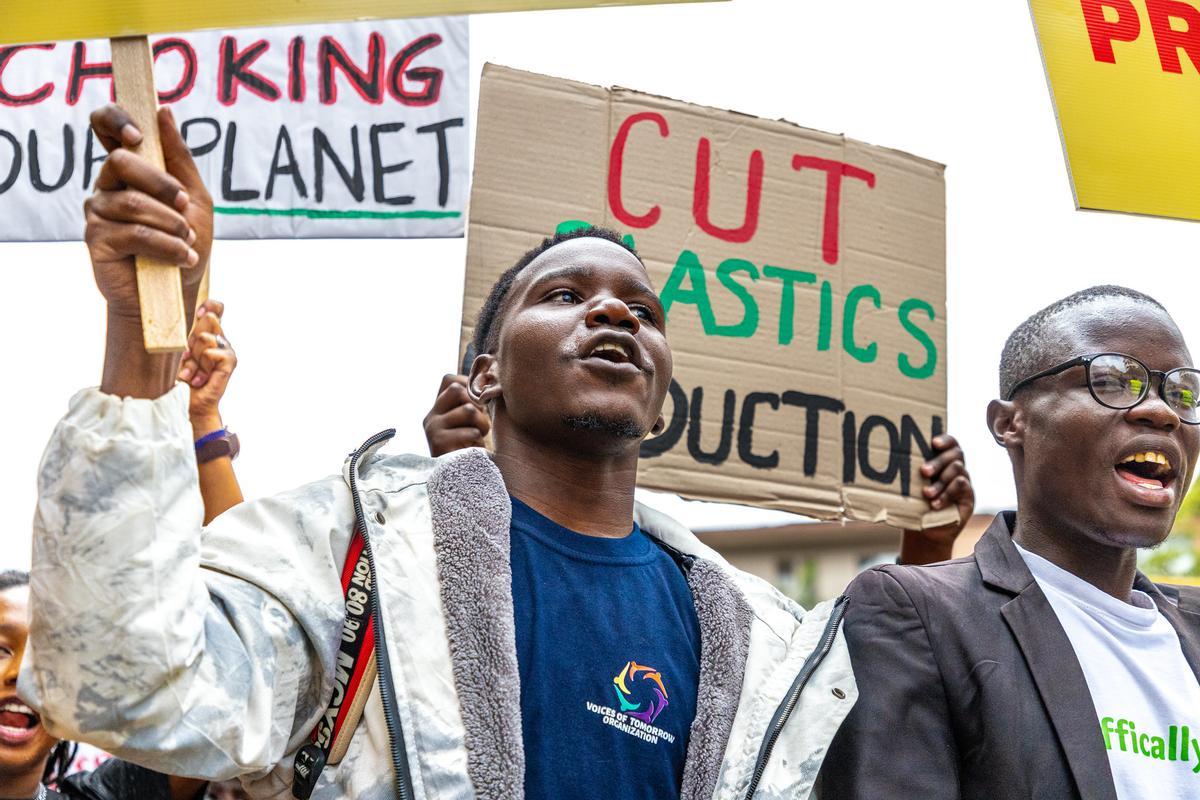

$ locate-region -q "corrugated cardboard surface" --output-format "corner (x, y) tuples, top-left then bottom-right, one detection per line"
(465, 64), (953, 529)
(1028, 0), (1200, 221)
(4, 0), (725, 44)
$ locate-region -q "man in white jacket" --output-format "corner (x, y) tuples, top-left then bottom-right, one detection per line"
(19, 105), (973, 800)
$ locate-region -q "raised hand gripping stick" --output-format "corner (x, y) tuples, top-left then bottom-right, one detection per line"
(110, 35), (188, 353)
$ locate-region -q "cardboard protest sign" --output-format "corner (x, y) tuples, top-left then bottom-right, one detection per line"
(463, 65), (953, 528)
(4, 0), (725, 44)
(0, 19), (468, 240)
(1029, 0), (1200, 220)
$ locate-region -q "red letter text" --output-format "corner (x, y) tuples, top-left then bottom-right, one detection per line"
(608, 112), (669, 229)
(0, 44), (54, 106)
(692, 138), (763, 244)
(1146, 0), (1200, 73)
(1080, 0), (1142, 63)
(792, 156), (876, 266)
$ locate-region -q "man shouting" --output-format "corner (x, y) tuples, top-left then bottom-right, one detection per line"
(20, 105), (970, 800)
(818, 286), (1200, 799)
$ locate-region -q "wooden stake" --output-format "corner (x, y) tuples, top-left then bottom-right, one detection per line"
(110, 35), (187, 353)
(196, 264), (210, 310)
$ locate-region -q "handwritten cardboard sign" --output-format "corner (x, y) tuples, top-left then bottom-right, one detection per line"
(1029, 0), (1200, 220)
(463, 65), (954, 529)
(0, 19), (468, 240)
(2, 0), (726, 44)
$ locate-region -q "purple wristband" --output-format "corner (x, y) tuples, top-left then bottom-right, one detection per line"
(195, 427), (228, 448)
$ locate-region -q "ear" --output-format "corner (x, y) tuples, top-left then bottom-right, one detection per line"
(468, 352), (503, 406)
(649, 414), (666, 437)
(986, 398), (1024, 449)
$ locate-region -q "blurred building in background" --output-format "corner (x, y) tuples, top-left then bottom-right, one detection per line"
(701, 498), (1200, 606)
(698, 514), (994, 605)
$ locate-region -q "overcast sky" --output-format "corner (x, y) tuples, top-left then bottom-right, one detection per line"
(3, 0), (1198, 569)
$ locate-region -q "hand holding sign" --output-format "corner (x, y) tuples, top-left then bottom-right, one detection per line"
(88, 104), (213, 399)
(86, 104), (211, 321)
(424, 374), (491, 456)
(900, 433), (975, 563)
(919, 434), (972, 516)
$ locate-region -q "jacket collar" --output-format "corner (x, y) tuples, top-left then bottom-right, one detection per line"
(978, 511), (1200, 681)
(975, 511), (1035, 594)
(977, 512), (1119, 800)
(426, 448), (524, 800)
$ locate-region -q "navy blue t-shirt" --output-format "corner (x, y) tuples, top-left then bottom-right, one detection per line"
(509, 496), (702, 799)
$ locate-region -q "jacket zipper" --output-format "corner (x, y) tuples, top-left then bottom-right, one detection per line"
(742, 595), (849, 800)
(347, 429), (415, 800)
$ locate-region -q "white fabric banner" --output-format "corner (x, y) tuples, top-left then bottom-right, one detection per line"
(0, 17), (468, 240)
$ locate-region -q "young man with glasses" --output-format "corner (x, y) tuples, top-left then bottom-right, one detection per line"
(816, 285), (1200, 800)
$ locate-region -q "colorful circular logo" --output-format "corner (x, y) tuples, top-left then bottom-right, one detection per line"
(613, 661), (669, 724)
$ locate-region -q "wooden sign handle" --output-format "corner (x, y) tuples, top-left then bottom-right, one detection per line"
(196, 264), (210, 311)
(110, 36), (187, 353)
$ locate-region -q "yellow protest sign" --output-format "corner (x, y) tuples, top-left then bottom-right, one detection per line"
(3, 0), (724, 44)
(1029, 0), (1200, 220)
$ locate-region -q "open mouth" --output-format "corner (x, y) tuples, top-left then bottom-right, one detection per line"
(0, 700), (40, 745)
(585, 341), (634, 365)
(1114, 450), (1177, 490)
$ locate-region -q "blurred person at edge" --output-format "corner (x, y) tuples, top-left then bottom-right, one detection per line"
(21, 104), (972, 800)
(0, 308), (241, 800)
(0, 570), (205, 800)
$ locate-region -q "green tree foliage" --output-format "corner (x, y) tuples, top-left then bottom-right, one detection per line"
(1140, 480), (1200, 579)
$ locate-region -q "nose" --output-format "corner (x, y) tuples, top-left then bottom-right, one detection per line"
(1126, 380), (1180, 431)
(585, 295), (640, 334)
(2, 652), (18, 687)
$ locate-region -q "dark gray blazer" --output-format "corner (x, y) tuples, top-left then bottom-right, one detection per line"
(815, 512), (1200, 800)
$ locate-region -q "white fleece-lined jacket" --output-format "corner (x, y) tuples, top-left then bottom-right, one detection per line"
(20, 386), (857, 800)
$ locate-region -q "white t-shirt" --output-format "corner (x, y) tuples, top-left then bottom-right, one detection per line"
(1015, 542), (1200, 799)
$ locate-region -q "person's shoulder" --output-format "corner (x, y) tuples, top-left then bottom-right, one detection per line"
(1153, 580), (1200, 612)
(278, 444), (485, 510)
(847, 554), (982, 605)
(1178, 583), (1200, 605)
(1177, 585), (1200, 635)
(352, 448), (440, 493)
(633, 501), (724, 562)
(364, 445), (504, 495)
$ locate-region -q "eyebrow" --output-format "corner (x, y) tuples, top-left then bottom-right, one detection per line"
(527, 263), (658, 301)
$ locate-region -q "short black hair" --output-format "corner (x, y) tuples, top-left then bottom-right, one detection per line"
(999, 285), (1169, 398)
(0, 569), (28, 591)
(471, 226), (640, 358)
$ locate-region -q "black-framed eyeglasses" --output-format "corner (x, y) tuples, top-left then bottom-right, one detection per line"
(1006, 352), (1200, 424)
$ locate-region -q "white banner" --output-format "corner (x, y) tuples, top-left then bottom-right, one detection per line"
(0, 17), (468, 240)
